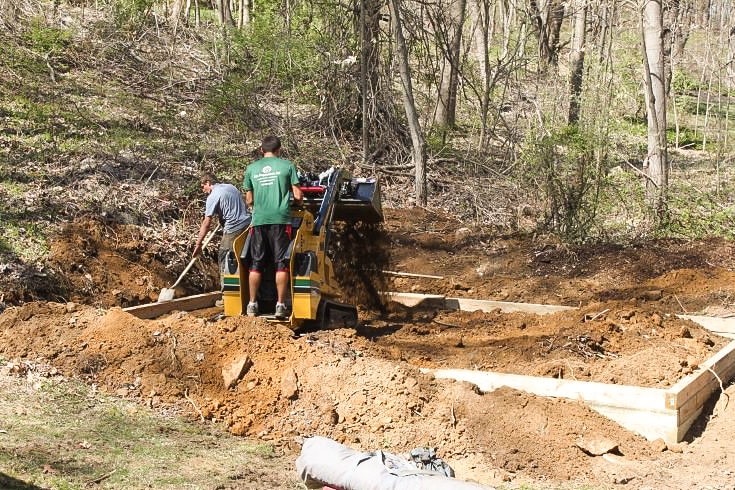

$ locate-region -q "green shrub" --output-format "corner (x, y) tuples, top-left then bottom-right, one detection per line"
(669, 126), (703, 150)
(520, 125), (614, 243)
(109, 0), (156, 31)
(24, 19), (71, 54)
(671, 69), (701, 94)
(663, 184), (735, 239)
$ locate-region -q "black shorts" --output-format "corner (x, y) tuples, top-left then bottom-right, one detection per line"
(249, 224), (292, 272)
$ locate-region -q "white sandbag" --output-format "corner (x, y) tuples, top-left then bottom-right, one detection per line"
(295, 436), (494, 490)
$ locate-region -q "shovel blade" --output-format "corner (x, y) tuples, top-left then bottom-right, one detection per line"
(158, 288), (176, 302)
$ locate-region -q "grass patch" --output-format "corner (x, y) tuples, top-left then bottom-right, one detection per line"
(0, 373), (301, 489)
(0, 222), (49, 262)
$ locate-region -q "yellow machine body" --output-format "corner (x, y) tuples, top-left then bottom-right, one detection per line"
(221, 167), (382, 330)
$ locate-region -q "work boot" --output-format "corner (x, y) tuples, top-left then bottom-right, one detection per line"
(246, 302), (258, 317)
(275, 302), (288, 319)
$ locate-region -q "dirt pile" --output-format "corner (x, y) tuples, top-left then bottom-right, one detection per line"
(0, 301), (663, 486)
(373, 300), (727, 387)
(3, 207), (735, 488)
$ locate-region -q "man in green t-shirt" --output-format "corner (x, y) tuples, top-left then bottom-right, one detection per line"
(242, 135), (303, 318)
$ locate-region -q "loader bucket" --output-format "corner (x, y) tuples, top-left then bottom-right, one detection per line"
(333, 177), (383, 223)
(299, 170), (383, 226)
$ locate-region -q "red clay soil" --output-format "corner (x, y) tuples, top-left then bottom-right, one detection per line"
(3, 207), (735, 489)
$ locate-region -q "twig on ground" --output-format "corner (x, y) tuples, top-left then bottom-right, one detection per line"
(544, 336), (556, 353)
(145, 166), (159, 185)
(433, 319), (460, 328)
(85, 468), (117, 486)
(169, 333), (181, 369)
(706, 367), (729, 412)
(674, 294), (687, 313)
(586, 309), (610, 322)
(184, 388), (205, 422)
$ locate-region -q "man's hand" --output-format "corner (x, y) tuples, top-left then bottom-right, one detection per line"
(195, 217), (212, 258)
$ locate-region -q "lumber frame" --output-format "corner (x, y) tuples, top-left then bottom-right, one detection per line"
(395, 292), (735, 445)
(422, 368), (679, 443)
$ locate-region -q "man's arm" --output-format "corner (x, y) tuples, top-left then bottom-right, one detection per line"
(193, 215), (213, 257)
(290, 164), (303, 203)
(291, 185), (303, 203)
(245, 190), (254, 208)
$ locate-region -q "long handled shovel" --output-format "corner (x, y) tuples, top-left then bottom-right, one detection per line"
(158, 223), (221, 302)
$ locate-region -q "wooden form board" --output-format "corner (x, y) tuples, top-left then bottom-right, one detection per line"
(398, 292), (735, 444)
(667, 339), (735, 441)
(445, 297), (575, 315)
(387, 292), (575, 315)
(679, 314), (735, 339)
(123, 292), (221, 319)
(422, 368), (681, 443)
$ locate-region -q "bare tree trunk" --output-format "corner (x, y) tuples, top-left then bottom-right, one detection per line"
(469, 0), (491, 144)
(215, 0), (235, 26)
(357, 0), (382, 165)
(236, 0), (243, 28)
(529, 0), (565, 67)
(590, 0), (616, 64)
(500, 0), (516, 60)
(694, 0), (710, 26)
(170, 0), (185, 28)
(664, 0), (692, 95)
(434, 0), (466, 130)
(388, 0), (427, 206)
(567, 0), (587, 124)
(242, 0), (250, 27)
(729, 27), (735, 90)
(641, 0), (668, 221)
(469, 0), (487, 86)
(546, 0), (565, 64)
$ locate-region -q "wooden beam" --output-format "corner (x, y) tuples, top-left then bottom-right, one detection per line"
(668, 339), (735, 409)
(123, 292), (221, 319)
(423, 368), (668, 409)
(387, 292), (575, 315)
(382, 270), (444, 279)
(444, 297), (575, 315)
(385, 292), (446, 308)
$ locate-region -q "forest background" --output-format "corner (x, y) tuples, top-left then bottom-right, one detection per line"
(2, 1), (735, 489)
(1, 0), (734, 300)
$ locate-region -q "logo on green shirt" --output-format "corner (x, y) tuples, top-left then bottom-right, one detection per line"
(254, 165), (283, 187)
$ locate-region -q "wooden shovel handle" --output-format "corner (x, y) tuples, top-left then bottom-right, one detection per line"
(170, 223), (221, 289)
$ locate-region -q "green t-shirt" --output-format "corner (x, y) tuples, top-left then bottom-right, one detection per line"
(243, 156), (299, 226)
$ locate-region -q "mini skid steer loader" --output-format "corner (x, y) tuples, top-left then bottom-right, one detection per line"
(221, 167), (382, 330)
